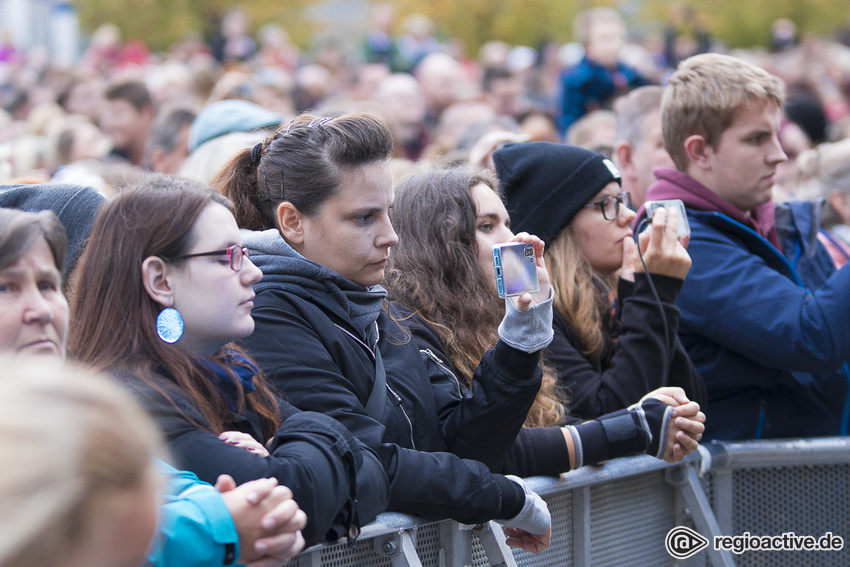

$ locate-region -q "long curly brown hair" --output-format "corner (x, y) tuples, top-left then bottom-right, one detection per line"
(387, 164), (566, 427)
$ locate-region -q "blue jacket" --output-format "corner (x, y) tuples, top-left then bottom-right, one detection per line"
(149, 462), (241, 567)
(676, 202), (850, 439)
(557, 55), (647, 135)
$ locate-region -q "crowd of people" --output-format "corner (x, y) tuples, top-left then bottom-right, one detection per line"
(2, 3), (850, 565)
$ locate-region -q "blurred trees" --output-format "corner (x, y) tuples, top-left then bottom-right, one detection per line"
(76, 0), (850, 55)
(76, 0), (309, 51)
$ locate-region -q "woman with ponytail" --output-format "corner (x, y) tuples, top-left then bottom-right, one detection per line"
(215, 112), (555, 552)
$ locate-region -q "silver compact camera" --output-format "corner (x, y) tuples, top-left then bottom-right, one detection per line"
(492, 242), (539, 298)
(644, 199), (691, 238)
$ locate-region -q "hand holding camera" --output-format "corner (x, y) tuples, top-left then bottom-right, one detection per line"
(492, 232), (550, 311)
(645, 199), (690, 239)
(635, 202), (692, 280)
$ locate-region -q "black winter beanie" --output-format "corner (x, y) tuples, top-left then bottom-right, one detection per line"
(493, 142), (622, 244)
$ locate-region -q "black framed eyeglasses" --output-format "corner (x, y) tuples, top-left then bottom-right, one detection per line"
(173, 245), (250, 272)
(582, 191), (632, 221)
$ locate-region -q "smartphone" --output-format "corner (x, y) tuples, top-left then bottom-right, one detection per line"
(644, 199), (691, 238)
(492, 242), (539, 298)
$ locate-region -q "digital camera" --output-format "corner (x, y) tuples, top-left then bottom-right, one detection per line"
(492, 242), (539, 298)
(644, 199), (691, 238)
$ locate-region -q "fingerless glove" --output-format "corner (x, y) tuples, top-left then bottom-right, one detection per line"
(565, 398), (674, 468)
(495, 475), (551, 535)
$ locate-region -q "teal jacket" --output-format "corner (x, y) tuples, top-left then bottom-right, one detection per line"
(148, 462), (242, 567)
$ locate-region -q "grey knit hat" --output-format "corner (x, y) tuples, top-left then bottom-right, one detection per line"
(0, 184), (107, 279)
(189, 100), (283, 153)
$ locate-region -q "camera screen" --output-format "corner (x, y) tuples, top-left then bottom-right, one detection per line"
(493, 242), (539, 298)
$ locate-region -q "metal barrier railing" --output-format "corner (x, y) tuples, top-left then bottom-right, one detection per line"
(288, 438), (850, 567)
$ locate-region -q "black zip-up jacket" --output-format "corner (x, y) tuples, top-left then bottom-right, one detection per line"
(245, 288), (546, 523)
(114, 367), (389, 547)
(395, 300), (698, 477)
(239, 228), (551, 524)
(393, 301), (574, 478)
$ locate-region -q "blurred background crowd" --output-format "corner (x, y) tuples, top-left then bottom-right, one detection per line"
(0, 0), (849, 214)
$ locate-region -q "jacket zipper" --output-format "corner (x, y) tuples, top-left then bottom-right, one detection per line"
(333, 322), (416, 449)
(421, 348), (462, 397)
(386, 382), (416, 449)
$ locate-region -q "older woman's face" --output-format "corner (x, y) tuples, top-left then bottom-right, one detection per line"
(0, 237), (68, 357)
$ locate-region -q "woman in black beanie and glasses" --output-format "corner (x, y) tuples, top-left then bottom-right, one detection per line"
(494, 141), (707, 423)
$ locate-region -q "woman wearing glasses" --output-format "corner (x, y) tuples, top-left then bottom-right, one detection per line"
(69, 175), (389, 548)
(493, 142), (706, 419)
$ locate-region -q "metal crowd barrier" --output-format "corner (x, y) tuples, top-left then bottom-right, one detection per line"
(289, 437), (850, 567)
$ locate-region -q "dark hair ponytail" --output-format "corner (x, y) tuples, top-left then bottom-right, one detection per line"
(212, 145), (276, 231)
(211, 112), (394, 232)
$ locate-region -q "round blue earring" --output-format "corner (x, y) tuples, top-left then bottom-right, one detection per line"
(156, 307), (184, 344)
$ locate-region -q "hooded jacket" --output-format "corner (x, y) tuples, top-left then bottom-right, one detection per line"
(558, 55), (648, 134)
(241, 229), (547, 524)
(638, 167), (850, 440)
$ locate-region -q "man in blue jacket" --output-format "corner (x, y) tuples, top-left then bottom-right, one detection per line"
(637, 53), (850, 440)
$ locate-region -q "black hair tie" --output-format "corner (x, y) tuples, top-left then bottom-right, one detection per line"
(250, 143), (263, 167)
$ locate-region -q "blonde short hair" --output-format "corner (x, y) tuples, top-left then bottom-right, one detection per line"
(0, 360), (163, 567)
(662, 53), (786, 171)
(566, 109), (616, 156)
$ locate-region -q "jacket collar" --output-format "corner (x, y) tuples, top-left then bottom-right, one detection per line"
(638, 167), (781, 251)
(242, 229), (387, 340)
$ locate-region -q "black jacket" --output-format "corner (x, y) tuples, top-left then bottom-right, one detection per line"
(395, 302), (575, 478)
(239, 227), (549, 523)
(244, 288), (547, 523)
(114, 367), (389, 547)
(547, 274), (707, 419)
(395, 296), (705, 475)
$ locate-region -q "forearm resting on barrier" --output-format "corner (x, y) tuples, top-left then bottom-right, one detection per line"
(561, 395), (705, 468)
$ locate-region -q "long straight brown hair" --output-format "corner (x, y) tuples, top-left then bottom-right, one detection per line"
(69, 175), (280, 438)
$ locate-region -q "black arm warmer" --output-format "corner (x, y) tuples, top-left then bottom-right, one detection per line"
(565, 398), (673, 467)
